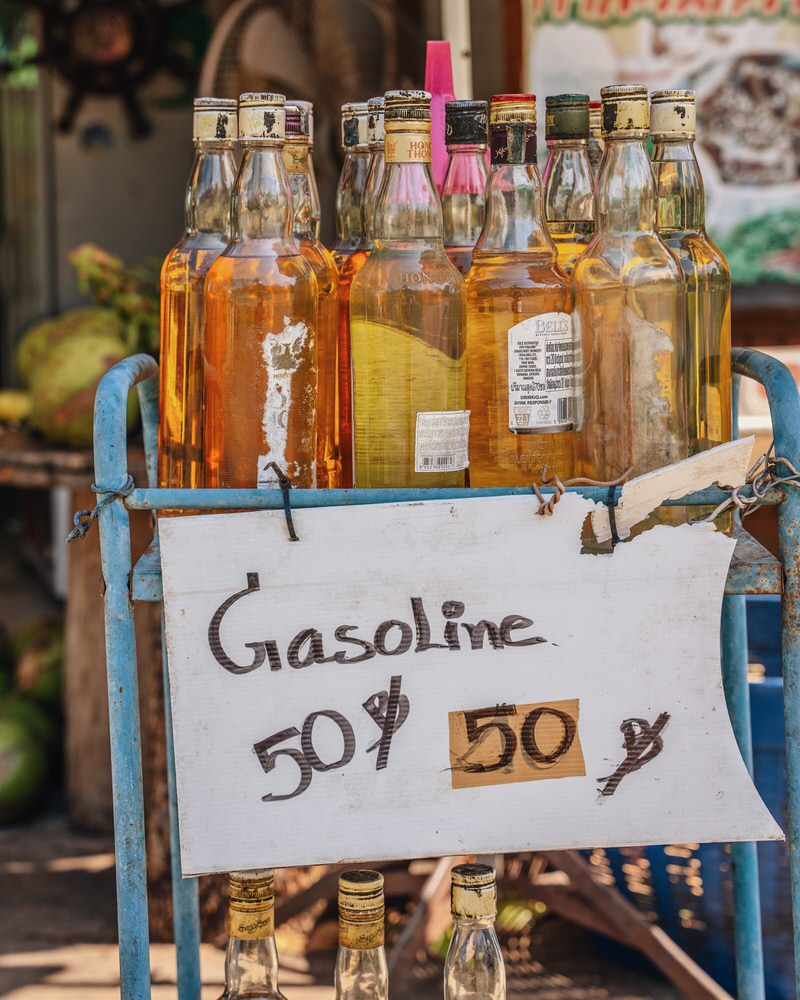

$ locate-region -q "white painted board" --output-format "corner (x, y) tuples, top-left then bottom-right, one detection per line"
(160, 494), (782, 876)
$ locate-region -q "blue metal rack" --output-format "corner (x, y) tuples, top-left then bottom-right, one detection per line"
(90, 347), (800, 1000)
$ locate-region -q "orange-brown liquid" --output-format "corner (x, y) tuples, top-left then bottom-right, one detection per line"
(335, 247), (369, 488)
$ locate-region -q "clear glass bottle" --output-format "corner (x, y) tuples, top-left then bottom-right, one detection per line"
(284, 103), (340, 488)
(465, 93), (574, 487)
(442, 99), (489, 277)
(543, 93), (595, 276)
(334, 102), (371, 266)
(204, 92), (318, 490)
(444, 864), (505, 1000)
(293, 100), (321, 240)
(349, 89), (467, 488)
(588, 99), (604, 175)
(363, 96), (385, 245)
(159, 97), (237, 494)
(651, 89), (731, 456)
(335, 870), (388, 1000)
(573, 85), (687, 487)
(217, 870), (286, 1000)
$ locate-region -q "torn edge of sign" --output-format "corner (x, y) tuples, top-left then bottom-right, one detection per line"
(591, 437), (756, 544)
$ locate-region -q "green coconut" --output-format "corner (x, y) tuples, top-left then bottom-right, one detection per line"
(16, 631), (63, 710)
(29, 334), (138, 445)
(16, 307), (122, 386)
(0, 717), (48, 825)
(0, 697), (59, 755)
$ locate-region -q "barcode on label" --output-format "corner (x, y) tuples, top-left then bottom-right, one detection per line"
(420, 455), (459, 469)
(557, 397), (573, 424)
(414, 411), (470, 474)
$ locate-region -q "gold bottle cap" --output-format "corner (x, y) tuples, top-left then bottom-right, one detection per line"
(338, 870), (385, 950)
(451, 863), (497, 919)
(228, 870), (275, 940)
(367, 96), (385, 148)
(600, 84), (649, 136)
(238, 93), (285, 143)
(490, 93), (536, 126)
(384, 89), (432, 128)
(342, 101), (370, 150)
(193, 97), (237, 141)
(650, 89), (696, 138)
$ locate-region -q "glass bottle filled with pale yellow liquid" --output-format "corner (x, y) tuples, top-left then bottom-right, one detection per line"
(573, 85), (687, 486)
(335, 870), (388, 1000)
(650, 90), (731, 457)
(204, 92), (318, 490)
(442, 99), (489, 277)
(543, 94), (594, 276)
(465, 93), (574, 487)
(159, 97), (237, 493)
(350, 89), (467, 488)
(217, 870), (286, 1000)
(284, 103), (340, 488)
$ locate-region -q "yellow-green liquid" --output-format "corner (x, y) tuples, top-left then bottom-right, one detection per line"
(349, 245), (465, 488)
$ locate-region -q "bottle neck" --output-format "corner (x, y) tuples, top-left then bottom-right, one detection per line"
(232, 144), (292, 242)
(442, 145), (489, 247)
(283, 140), (315, 239)
(475, 158), (555, 255)
(651, 137), (705, 233)
(372, 144), (443, 244)
(596, 135), (657, 233)
(444, 915), (504, 1000)
(186, 140), (237, 236)
(224, 933), (281, 997)
(542, 138), (594, 224)
(336, 148), (370, 247)
(335, 944), (388, 1000)
(363, 148), (385, 242)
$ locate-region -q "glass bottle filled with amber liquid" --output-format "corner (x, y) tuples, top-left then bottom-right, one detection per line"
(159, 97), (237, 495)
(284, 103), (340, 488)
(293, 99), (321, 240)
(465, 93), (573, 487)
(442, 99), (489, 276)
(204, 92), (318, 490)
(651, 90), (731, 458)
(217, 870), (286, 1000)
(542, 94), (594, 275)
(350, 89), (467, 487)
(573, 85), (687, 490)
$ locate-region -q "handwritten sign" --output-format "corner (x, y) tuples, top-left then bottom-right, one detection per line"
(160, 494), (782, 876)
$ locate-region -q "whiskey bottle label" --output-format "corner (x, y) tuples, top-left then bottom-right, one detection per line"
(385, 132), (432, 163)
(507, 312), (575, 433)
(414, 411), (470, 473)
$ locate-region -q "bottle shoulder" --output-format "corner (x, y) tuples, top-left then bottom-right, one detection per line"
(660, 231), (731, 283)
(352, 243), (463, 294)
(467, 253), (567, 291)
(298, 237), (339, 286)
(573, 231), (685, 287)
(206, 246), (318, 293)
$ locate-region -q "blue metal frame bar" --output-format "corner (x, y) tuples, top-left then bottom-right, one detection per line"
(93, 349), (800, 1000)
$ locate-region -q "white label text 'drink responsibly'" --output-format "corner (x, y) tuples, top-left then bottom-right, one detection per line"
(159, 494), (781, 876)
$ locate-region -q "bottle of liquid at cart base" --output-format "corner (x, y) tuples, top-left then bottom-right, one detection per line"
(572, 85), (687, 488)
(542, 93), (594, 276)
(159, 97), (237, 495)
(650, 89), (731, 459)
(349, 89), (467, 488)
(444, 864), (506, 1000)
(335, 870), (388, 1000)
(204, 92), (318, 490)
(442, 99), (489, 276)
(465, 93), (574, 487)
(284, 103), (340, 488)
(217, 870), (286, 999)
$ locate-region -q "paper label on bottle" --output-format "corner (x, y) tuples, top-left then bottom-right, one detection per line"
(282, 145), (309, 173)
(229, 905), (274, 940)
(507, 312), (576, 433)
(385, 131), (432, 163)
(414, 411), (470, 473)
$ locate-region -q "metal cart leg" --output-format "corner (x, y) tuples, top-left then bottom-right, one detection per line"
(721, 594), (765, 1000)
(161, 619), (202, 999)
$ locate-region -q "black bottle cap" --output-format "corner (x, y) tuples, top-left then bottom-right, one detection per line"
(545, 94), (590, 140)
(445, 100), (488, 146)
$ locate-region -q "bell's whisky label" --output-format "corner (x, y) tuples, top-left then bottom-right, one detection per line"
(507, 312), (576, 432)
(414, 411), (470, 473)
(283, 145), (310, 173)
(385, 132), (432, 163)
(449, 698), (586, 790)
(229, 904), (275, 939)
(490, 124), (536, 164)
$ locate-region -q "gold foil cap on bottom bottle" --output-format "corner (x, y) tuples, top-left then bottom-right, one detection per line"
(228, 869), (275, 940)
(650, 89), (696, 138)
(193, 97), (237, 141)
(451, 863), (497, 919)
(338, 870), (385, 949)
(600, 84), (649, 137)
